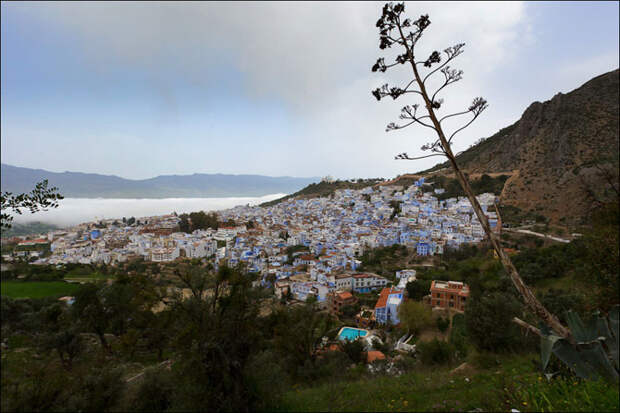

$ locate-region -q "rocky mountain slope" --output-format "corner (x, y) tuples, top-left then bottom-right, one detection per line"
(424, 69), (619, 225)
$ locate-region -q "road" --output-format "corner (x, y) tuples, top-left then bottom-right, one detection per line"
(503, 228), (571, 243)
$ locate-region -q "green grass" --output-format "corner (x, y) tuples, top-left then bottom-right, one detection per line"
(64, 272), (111, 283)
(1, 281), (81, 298)
(270, 354), (619, 412)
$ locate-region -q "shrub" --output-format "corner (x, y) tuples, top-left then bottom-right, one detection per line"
(471, 352), (500, 369)
(127, 369), (174, 412)
(65, 367), (125, 412)
(405, 279), (431, 301)
(417, 339), (455, 365)
(465, 291), (522, 352)
(296, 351), (351, 384)
(342, 339), (366, 364)
(436, 317), (450, 333)
(399, 301), (433, 335)
(340, 304), (359, 318)
(449, 313), (468, 359)
(245, 350), (291, 410)
(538, 288), (587, 324)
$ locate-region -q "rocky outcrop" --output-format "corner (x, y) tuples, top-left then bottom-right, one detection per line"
(427, 69), (619, 225)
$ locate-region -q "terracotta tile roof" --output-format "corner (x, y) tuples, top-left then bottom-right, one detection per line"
(337, 291), (353, 300)
(375, 288), (391, 309)
(19, 238), (49, 245)
(367, 350), (386, 363)
(375, 287), (403, 309)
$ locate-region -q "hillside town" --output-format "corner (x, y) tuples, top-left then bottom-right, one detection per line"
(3, 178), (497, 313)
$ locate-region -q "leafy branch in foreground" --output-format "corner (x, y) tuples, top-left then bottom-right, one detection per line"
(1, 179), (63, 229)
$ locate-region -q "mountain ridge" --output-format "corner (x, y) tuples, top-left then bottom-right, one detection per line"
(0, 164), (319, 198)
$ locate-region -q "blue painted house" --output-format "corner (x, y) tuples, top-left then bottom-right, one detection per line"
(416, 242), (430, 256)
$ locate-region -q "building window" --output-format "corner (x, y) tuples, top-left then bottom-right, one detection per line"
(449, 302), (454, 307)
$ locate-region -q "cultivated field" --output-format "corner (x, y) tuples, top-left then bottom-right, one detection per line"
(1, 281), (81, 299)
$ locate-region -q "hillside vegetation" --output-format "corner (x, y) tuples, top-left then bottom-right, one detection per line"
(260, 178), (384, 207)
(424, 174), (510, 200)
(0, 221), (59, 238)
(275, 353), (618, 412)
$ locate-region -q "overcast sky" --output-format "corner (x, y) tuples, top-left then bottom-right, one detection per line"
(2, 1), (618, 180)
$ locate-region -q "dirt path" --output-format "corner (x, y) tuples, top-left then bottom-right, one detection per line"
(377, 174), (424, 187)
(378, 170), (516, 189)
(499, 170), (519, 201)
(125, 360), (173, 383)
(504, 228), (570, 244)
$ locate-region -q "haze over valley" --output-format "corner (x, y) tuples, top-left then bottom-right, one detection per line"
(8, 195), (287, 227)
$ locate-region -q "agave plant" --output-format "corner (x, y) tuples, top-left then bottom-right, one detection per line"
(541, 305), (619, 382)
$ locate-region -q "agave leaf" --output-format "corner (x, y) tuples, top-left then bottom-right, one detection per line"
(575, 340), (619, 382)
(552, 339), (599, 380)
(609, 305), (619, 342)
(596, 315), (619, 370)
(540, 327), (562, 372)
(565, 310), (597, 342)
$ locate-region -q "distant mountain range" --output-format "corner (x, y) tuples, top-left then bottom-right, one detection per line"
(0, 164), (319, 198)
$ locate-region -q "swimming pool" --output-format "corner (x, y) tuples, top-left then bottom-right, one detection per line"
(338, 327), (369, 341)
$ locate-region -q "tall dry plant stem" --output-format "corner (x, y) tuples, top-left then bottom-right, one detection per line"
(373, 3), (572, 341)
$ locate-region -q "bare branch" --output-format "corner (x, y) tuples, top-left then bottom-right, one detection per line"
(513, 317), (542, 337)
(447, 97), (488, 143)
(387, 116), (434, 131)
(395, 152), (446, 161)
(422, 43), (465, 84)
(439, 110), (470, 123)
(431, 66), (463, 102)
(447, 113), (479, 144)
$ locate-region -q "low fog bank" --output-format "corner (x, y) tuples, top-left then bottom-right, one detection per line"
(11, 194), (287, 228)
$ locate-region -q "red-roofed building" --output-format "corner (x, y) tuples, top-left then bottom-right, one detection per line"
(327, 290), (358, 315)
(375, 287), (404, 325)
(18, 238), (49, 246)
(429, 280), (469, 312)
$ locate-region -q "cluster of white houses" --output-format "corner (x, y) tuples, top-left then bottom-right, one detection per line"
(8, 178), (492, 311)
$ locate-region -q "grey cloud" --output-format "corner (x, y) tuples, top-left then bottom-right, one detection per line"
(17, 1), (528, 109)
(4, 1), (536, 179)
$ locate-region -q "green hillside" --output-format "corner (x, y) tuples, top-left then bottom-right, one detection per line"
(1, 221), (59, 238)
(275, 353), (618, 412)
(260, 178), (384, 207)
